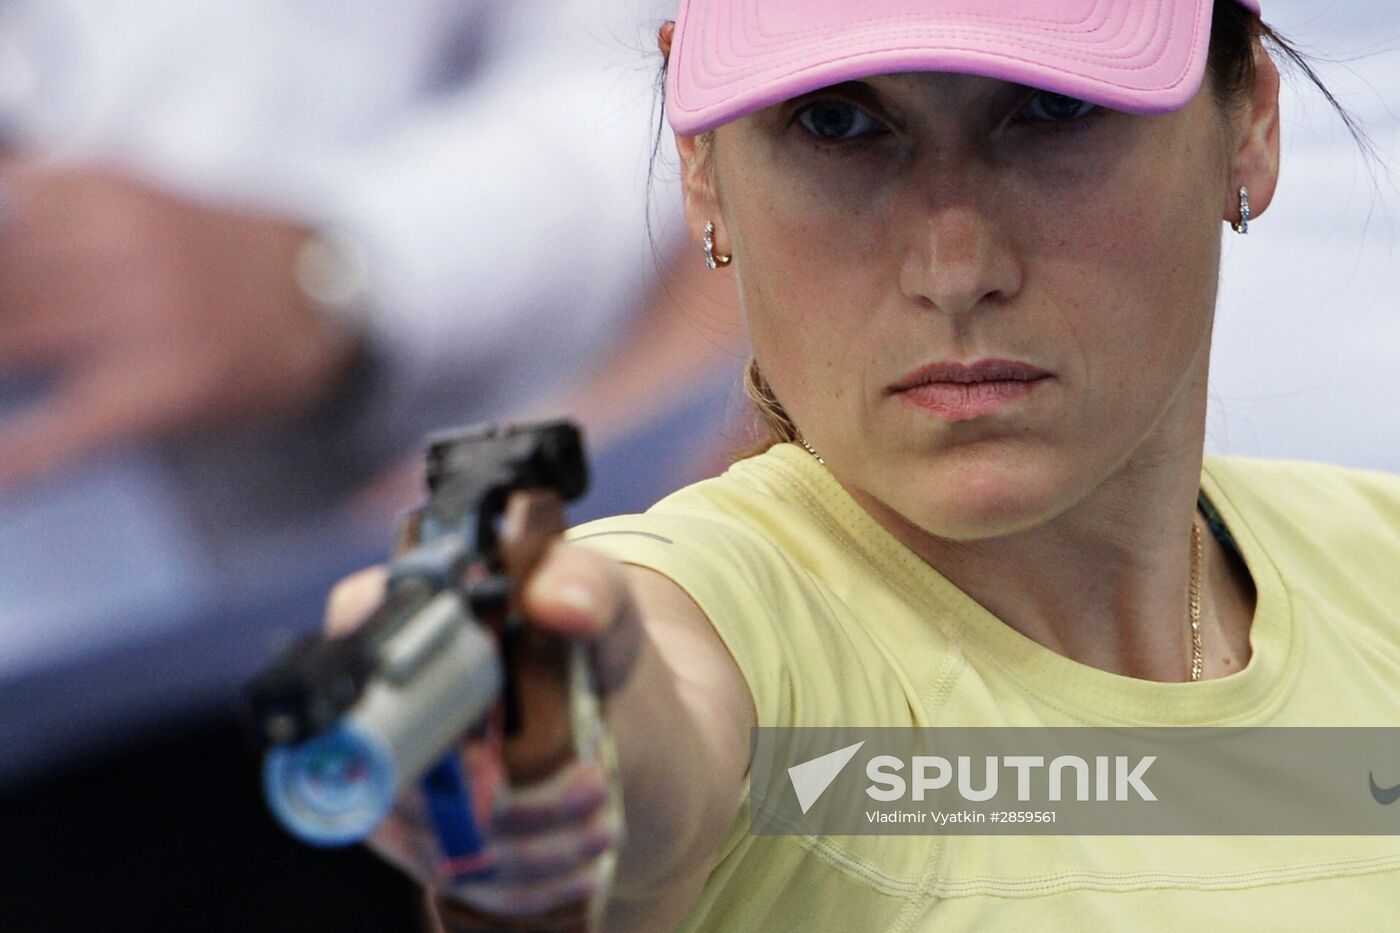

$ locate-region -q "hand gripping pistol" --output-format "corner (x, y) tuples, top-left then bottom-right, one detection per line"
(247, 420), (614, 930)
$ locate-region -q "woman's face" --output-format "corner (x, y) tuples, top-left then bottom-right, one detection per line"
(684, 68), (1277, 540)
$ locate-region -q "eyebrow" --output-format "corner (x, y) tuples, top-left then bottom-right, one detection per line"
(787, 80), (887, 106)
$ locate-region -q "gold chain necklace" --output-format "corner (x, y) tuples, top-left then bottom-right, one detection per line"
(1188, 519), (1204, 682)
(796, 439), (1206, 681)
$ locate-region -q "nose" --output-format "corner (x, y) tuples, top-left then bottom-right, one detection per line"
(897, 178), (1023, 317)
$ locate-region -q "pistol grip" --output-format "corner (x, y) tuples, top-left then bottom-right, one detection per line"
(422, 753), (491, 879)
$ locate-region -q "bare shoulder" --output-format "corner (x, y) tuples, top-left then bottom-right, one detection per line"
(623, 563), (757, 742)
(602, 565), (756, 924)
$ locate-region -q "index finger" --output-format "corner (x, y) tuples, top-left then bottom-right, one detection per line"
(324, 565), (389, 638)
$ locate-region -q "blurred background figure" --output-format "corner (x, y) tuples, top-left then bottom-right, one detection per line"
(0, 0), (743, 929)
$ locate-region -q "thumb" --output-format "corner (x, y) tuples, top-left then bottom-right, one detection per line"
(324, 565), (390, 638)
(522, 543), (642, 695)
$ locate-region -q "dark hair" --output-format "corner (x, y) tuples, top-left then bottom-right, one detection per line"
(1207, 0), (1372, 156)
(647, 1), (1375, 458)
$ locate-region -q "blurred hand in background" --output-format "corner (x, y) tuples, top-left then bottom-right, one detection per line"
(0, 159), (360, 490)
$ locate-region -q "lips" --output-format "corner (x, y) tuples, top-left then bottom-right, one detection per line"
(889, 358), (1051, 420)
(887, 359), (1051, 393)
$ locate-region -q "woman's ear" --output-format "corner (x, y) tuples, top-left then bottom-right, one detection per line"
(1225, 43), (1282, 225)
(676, 133), (723, 255)
(660, 22), (726, 256)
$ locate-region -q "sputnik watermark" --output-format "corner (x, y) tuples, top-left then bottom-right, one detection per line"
(788, 741), (864, 813)
(789, 743), (1156, 814)
(752, 728), (1400, 836)
(865, 753), (1156, 802)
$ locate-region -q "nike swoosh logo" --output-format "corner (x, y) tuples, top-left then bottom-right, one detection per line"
(1369, 772), (1400, 805)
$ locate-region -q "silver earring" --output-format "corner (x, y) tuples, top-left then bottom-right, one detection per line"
(703, 221), (731, 270)
(1232, 186), (1250, 235)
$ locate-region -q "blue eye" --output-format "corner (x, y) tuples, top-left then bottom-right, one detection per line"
(795, 100), (885, 141)
(1022, 91), (1098, 123)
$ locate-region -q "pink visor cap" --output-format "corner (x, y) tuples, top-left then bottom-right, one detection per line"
(666, 0), (1263, 134)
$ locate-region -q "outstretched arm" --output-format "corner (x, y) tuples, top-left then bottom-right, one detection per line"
(326, 542), (755, 930)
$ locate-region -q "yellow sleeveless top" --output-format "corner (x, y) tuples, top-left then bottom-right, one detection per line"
(568, 444), (1400, 930)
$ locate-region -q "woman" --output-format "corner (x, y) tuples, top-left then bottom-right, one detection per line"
(332, 0), (1400, 928)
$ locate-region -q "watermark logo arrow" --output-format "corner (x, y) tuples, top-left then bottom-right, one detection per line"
(788, 741), (864, 814)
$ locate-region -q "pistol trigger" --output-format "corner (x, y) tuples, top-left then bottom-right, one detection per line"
(466, 575), (512, 617)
